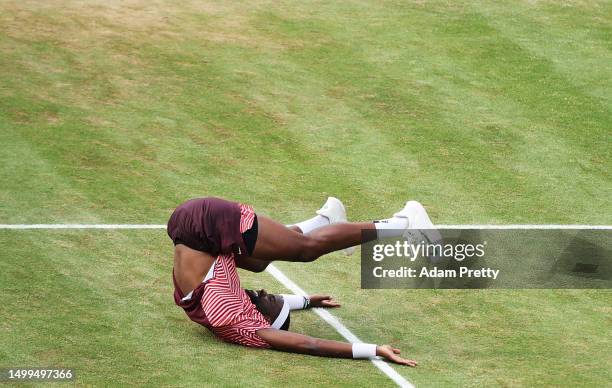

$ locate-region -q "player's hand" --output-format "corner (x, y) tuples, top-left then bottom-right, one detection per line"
(308, 295), (340, 308)
(376, 345), (418, 367)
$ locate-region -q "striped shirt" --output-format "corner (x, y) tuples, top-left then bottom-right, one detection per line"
(173, 204), (271, 348)
(205, 253), (271, 348)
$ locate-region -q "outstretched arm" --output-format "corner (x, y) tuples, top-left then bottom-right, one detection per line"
(256, 328), (417, 367)
(283, 294), (340, 310)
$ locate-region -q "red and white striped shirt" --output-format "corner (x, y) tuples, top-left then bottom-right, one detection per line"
(204, 253), (271, 348)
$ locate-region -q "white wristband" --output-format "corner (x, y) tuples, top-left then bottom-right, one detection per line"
(352, 343), (377, 359)
(281, 294), (309, 310)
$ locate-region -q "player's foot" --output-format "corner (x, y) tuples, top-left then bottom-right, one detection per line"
(394, 201), (443, 262)
(316, 197), (356, 256)
(316, 197), (346, 224)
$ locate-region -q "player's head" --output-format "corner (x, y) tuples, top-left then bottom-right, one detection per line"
(245, 289), (290, 330)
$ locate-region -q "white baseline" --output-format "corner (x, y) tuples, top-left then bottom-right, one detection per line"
(0, 224), (167, 229)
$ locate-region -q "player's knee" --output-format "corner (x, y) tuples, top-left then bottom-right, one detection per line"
(297, 236), (323, 262)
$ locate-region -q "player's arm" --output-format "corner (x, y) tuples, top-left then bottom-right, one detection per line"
(256, 328), (417, 366)
(283, 294), (340, 309)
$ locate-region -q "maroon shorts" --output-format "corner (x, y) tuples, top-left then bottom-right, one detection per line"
(167, 197), (256, 257)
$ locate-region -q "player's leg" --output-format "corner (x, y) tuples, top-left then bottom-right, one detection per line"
(252, 199), (440, 262)
(235, 220), (322, 272)
(237, 196), (351, 271)
(236, 199), (439, 270)
(290, 196), (356, 256)
(250, 215), (376, 262)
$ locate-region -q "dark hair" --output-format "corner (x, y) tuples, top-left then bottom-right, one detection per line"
(246, 289), (290, 331)
(246, 289), (259, 305)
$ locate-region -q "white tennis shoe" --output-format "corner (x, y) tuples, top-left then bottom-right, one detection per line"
(316, 197), (356, 256)
(394, 201), (443, 262)
(316, 197), (346, 224)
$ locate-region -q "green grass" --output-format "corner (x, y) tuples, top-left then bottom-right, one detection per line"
(1, 0), (611, 386)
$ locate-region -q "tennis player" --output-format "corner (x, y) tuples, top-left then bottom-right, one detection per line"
(169, 196), (438, 365)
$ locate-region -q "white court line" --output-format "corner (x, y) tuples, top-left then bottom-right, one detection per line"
(1, 224), (610, 229)
(266, 264), (414, 388)
(437, 224), (612, 230)
(0, 224), (167, 229)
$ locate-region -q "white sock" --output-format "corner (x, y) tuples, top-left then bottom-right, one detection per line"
(374, 217), (408, 238)
(292, 215), (330, 234)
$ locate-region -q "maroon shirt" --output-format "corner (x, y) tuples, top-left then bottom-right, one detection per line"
(167, 197), (247, 257)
